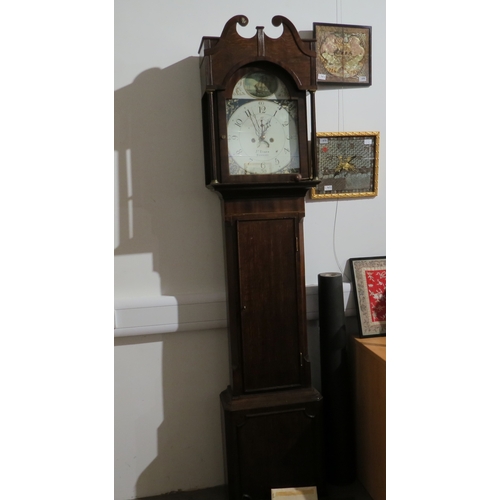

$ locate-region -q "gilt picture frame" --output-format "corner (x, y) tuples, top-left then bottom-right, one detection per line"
(350, 256), (386, 337)
(310, 132), (379, 199)
(313, 22), (372, 85)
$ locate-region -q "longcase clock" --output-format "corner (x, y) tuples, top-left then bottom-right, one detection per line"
(199, 16), (325, 500)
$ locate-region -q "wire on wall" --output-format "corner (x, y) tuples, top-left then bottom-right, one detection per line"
(331, 0), (350, 282)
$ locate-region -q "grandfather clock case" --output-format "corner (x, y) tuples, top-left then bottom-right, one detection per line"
(199, 16), (325, 500)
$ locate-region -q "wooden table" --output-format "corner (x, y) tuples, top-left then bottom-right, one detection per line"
(352, 336), (386, 500)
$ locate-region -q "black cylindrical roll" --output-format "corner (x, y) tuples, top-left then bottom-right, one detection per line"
(318, 272), (356, 485)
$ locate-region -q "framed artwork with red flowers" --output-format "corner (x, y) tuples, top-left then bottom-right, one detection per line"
(310, 132), (379, 199)
(350, 256), (386, 337)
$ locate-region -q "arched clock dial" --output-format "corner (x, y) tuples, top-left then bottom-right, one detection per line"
(226, 99), (299, 175)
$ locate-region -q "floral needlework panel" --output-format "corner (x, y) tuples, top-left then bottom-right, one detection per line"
(365, 269), (386, 323)
(350, 256), (386, 337)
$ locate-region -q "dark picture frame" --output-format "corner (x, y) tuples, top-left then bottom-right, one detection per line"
(350, 256), (386, 337)
(310, 131), (379, 199)
(313, 22), (372, 85)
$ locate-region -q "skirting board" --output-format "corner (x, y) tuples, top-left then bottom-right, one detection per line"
(114, 283), (354, 337)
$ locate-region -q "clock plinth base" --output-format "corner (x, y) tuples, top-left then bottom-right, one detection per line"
(220, 387), (326, 500)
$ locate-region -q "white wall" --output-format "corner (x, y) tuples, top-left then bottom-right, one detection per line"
(115, 1), (385, 499)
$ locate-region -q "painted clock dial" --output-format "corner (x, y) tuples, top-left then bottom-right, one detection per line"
(226, 71), (300, 175)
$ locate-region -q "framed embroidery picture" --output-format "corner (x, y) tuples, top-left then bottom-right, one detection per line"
(310, 131), (379, 199)
(313, 22), (372, 85)
(350, 256), (386, 337)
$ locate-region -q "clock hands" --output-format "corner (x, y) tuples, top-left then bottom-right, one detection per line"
(248, 112), (262, 139)
(245, 108), (272, 148)
(257, 117), (272, 148)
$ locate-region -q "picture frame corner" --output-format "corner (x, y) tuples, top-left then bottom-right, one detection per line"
(349, 256), (386, 337)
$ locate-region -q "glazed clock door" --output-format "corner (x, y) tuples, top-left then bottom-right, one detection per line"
(237, 216), (304, 393)
(218, 65), (311, 184)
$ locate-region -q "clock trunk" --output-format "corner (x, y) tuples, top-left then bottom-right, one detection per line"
(223, 196), (311, 396)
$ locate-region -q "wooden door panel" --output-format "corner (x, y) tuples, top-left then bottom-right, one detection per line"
(237, 218), (301, 392)
(237, 408), (319, 498)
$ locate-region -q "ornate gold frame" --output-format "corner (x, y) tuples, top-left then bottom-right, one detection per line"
(310, 131), (380, 199)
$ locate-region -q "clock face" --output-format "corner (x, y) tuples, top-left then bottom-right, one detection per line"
(225, 70), (300, 176)
(226, 98), (300, 175)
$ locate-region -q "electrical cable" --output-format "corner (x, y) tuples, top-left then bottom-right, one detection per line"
(332, 1), (349, 281)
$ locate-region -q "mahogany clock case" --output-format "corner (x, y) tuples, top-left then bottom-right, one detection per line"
(199, 15), (326, 500)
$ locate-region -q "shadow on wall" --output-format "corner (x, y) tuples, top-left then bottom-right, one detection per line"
(114, 330), (229, 499)
(114, 57), (225, 296)
(115, 58), (230, 497)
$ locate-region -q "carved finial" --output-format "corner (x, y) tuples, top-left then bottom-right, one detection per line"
(217, 15), (249, 41)
(271, 15), (288, 28)
(271, 16), (281, 27)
